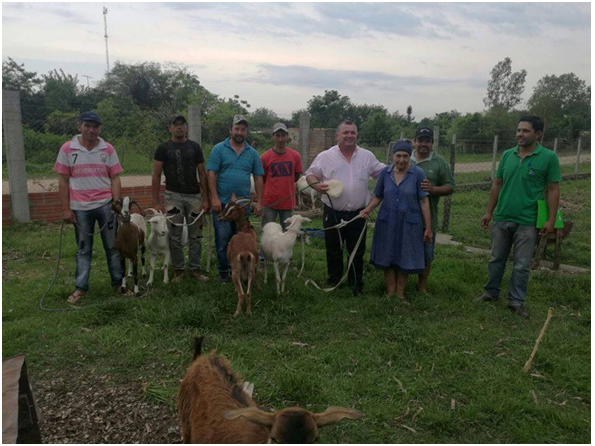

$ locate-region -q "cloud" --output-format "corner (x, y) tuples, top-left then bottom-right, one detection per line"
(249, 63), (486, 92)
(447, 3), (590, 33)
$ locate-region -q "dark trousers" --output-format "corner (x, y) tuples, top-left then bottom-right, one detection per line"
(323, 205), (367, 289)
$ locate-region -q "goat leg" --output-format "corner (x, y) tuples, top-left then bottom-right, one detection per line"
(163, 251), (170, 284)
(264, 259), (268, 284)
(281, 262), (290, 294)
(133, 258), (139, 296)
(147, 253), (156, 287)
(141, 245), (147, 277)
(120, 256), (127, 293)
(274, 261), (282, 295)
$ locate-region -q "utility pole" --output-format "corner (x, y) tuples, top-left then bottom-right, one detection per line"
(82, 75), (92, 88)
(103, 7), (110, 74)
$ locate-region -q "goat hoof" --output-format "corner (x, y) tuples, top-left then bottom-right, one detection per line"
(246, 311), (252, 317)
(233, 311), (240, 318)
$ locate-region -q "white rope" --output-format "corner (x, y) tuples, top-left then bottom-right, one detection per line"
(302, 215), (367, 293)
(165, 209), (206, 227)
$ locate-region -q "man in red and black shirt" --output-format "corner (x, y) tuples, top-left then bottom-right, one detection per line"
(260, 123), (303, 232)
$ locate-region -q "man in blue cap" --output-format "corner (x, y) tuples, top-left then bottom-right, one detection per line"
(54, 111), (123, 303)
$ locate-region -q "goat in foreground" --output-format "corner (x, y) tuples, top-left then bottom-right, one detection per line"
(177, 337), (363, 443)
(143, 208), (170, 286)
(261, 214), (311, 295)
(219, 196), (258, 317)
(112, 196), (146, 296)
(296, 176), (319, 212)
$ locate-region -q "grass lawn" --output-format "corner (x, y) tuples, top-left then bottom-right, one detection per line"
(441, 178), (591, 268)
(2, 217), (590, 443)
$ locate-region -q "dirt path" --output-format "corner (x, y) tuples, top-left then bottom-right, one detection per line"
(2, 155), (589, 194)
(35, 371), (181, 444)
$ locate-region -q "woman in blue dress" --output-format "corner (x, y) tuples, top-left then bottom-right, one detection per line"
(360, 140), (433, 300)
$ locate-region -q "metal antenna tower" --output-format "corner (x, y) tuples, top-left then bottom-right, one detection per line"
(103, 7), (110, 74)
(82, 75), (93, 87)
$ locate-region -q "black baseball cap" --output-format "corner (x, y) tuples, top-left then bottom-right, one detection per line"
(79, 111), (101, 125)
(415, 127), (433, 140)
(170, 115), (187, 125)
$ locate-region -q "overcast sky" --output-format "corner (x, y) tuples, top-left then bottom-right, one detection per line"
(2, 2), (591, 119)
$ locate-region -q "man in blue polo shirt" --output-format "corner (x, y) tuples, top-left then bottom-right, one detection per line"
(477, 115), (560, 319)
(207, 115), (264, 283)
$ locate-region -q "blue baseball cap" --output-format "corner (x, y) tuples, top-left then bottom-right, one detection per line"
(79, 111), (102, 125)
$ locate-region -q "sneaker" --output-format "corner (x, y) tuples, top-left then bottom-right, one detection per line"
(509, 305), (530, 319)
(219, 271), (230, 284)
(190, 270), (210, 282)
(476, 292), (498, 303)
(172, 270), (185, 283)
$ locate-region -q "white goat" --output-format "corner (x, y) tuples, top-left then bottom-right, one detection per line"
(144, 209), (171, 287)
(260, 214), (311, 295)
(296, 175), (319, 212)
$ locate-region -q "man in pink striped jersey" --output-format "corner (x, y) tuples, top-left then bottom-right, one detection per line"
(54, 111), (124, 303)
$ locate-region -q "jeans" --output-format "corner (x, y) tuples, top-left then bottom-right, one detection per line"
(484, 221), (538, 307)
(73, 202), (122, 292)
(323, 205), (367, 289)
(212, 207), (252, 273)
(165, 190), (205, 271)
(261, 207), (293, 232)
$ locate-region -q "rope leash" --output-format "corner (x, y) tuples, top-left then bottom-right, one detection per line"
(300, 215), (367, 293)
(38, 222), (151, 313)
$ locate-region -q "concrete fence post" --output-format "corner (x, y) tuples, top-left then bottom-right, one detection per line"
(491, 135), (499, 181)
(433, 126), (439, 151)
(553, 137), (558, 155)
(399, 131), (405, 140)
(2, 90), (30, 223)
(188, 105), (202, 146)
(299, 111), (311, 170)
(575, 138), (582, 178)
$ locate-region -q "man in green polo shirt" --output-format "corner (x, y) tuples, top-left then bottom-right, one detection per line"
(478, 115), (560, 319)
(411, 127), (455, 294)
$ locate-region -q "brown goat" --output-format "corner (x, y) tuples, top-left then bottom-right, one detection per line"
(219, 196), (258, 317)
(177, 338), (363, 444)
(111, 197), (146, 296)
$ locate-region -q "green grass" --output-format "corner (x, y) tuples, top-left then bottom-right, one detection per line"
(439, 178), (591, 268)
(2, 218), (590, 443)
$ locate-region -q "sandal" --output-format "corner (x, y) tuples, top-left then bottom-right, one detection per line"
(67, 290), (85, 304)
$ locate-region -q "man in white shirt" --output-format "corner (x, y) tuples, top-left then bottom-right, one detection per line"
(306, 120), (385, 295)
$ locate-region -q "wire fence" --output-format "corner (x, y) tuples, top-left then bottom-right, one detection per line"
(3, 95), (591, 268)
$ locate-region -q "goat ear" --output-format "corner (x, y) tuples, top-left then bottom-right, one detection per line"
(231, 192), (237, 202)
(223, 407), (275, 427)
(312, 407), (362, 427)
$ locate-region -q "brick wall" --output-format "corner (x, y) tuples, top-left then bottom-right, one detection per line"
(2, 185), (166, 225)
(288, 127), (336, 166)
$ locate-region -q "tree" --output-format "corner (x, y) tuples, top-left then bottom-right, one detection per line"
(2, 57), (44, 127)
(527, 73), (591, 138)
(2, 57), (42, 94)
(359, 111), (396, 145)
(352, 103), (388, 127)
(42, 69), (85, 114)
(406, 105), (414, 123)
(307, 90), (354, 128)
(483, 57), (527, 111)
(249, 107), (279, 129)
(97, 62), (205, 116)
